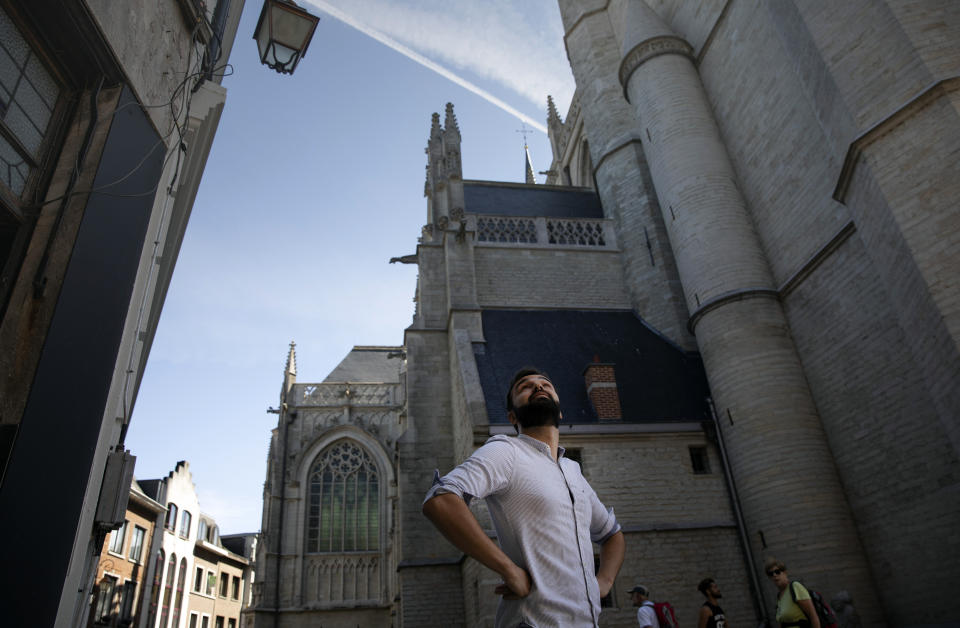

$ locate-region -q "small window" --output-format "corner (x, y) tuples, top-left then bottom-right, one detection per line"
(198, 519), (208, 542)
(228, 619), (236, 628)
(215, 616), (225, 628)
(193, 566), (204, 593)
(166, 503), (178, 531)
(189, 613), (199, 628)
(180, 510), (192, 538)
(689, 446), (711, 474)
(219, 572), (229, 597)
(201, 616), (210, 628)
(109, 521), (127, 554)
(129, 526), (145, 562)
(231, 575), (240, 600)
(206, 571), (216, 596)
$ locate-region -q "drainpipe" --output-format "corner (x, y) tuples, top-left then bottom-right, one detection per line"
(706, 397), (771, 626)
(205, 0), (231, 81)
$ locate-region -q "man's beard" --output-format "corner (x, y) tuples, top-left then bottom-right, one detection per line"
(514, 396), (561, 429)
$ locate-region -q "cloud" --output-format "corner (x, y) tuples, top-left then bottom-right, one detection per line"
(305, 0), (575, 121)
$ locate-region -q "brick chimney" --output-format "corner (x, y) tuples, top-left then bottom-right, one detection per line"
(583, 356), (622, 420)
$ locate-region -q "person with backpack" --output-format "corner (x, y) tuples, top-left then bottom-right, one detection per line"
(628, 585), (679, 627)
(628, 585), (660, 628)
(765, 557), (831, 628)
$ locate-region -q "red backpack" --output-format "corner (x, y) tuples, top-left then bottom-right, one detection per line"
(789, 581), (839, 628)
(653, 601), (679, 628)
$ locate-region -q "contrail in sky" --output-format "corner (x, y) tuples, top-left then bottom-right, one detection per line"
(306, 0), (549, 134)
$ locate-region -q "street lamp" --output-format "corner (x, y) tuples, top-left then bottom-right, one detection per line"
(253, 0), (319, 75)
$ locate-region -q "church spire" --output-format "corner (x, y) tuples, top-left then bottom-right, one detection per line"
(444, 102), (460, 136)
(525, 143), (536, 184)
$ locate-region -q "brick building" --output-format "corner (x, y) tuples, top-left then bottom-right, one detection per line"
(255, 1), (959, 627)
(88, 480), (164, 628)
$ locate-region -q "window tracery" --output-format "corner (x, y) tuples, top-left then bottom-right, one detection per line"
(306, 440), (380, 553)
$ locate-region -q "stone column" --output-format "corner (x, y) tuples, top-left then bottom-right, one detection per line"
(613, 0), (881, 621)
(559, 2), (693, 348)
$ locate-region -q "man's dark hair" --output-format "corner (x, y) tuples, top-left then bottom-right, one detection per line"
(697, 577), (715, 595)
(505, 367), (552, 412)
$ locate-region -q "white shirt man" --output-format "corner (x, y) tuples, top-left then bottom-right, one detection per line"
(423, 368), (626, 627)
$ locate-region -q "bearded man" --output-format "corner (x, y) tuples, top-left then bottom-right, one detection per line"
(423, 367), (626, 628)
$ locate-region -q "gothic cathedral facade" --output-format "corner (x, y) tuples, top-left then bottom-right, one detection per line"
(253, 2), (960, 626)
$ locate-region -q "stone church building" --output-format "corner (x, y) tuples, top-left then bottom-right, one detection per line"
(252, 1), (959, 626)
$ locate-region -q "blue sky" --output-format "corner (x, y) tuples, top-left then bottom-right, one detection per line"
(126, 0), (575, 533)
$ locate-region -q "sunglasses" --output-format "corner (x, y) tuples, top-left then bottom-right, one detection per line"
(766, 568), (783, 577)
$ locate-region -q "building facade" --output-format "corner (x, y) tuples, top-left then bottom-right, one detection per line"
(88, 480), (165, 628)
(252, 345), (406, 628)
(138, 461), (252, 628)
(255, 1), (959, 627)
(0, 2), (245, 627)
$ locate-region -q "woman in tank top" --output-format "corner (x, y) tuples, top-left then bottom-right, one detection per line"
(765, 557), (821, 628)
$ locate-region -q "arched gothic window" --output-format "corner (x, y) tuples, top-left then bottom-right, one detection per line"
(306, 440), (380, 553)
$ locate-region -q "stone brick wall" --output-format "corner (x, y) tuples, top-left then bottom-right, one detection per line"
(612, 527), (755, 628)
(473, 247), (630, 310)
(568, 432), (733, 530)
(674, 0), (960, 623)
(783, 233), (958, 625)
(400, 564), (465, 628)
(559, 3), (694, 349)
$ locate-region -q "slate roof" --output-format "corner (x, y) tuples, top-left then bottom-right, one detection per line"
(137, 478), (162, 501)
(463, 180), (603, 218)
(323, 346), (404, 383)
(474, 310), (710, 424)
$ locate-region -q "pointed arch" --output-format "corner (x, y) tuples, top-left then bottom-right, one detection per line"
(305, 439), (380, 552)
(292, 426), (395, 607)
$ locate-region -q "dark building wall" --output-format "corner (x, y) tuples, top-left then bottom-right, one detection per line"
(0, 86), (164, 627)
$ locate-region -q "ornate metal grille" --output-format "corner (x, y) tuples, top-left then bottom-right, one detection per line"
(547, 219), (606, 246)
(477, 217), (537, 243)
(306, 441), (380, 553)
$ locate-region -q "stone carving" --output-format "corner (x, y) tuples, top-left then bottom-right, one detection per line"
(446, 149), (461, 179)
(619, 35), (694, 88)
(421, 223), (434, 240)
(476, 217), (538, 243)
(296, 383), (400, 407)
(304, 554), (381, 607)
(437, 215), (449, 230)
(547, 219), (606, 246)
(450, 207), (464, 221)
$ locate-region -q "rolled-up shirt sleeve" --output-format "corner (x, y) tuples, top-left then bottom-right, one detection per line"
(588, 488), (621, 545)
(423, 437), (516, 506)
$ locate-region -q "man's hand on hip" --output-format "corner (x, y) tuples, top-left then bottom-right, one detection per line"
(494, 563), (532, 599)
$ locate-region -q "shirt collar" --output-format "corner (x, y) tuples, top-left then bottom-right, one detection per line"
(516, 434), (565, 459)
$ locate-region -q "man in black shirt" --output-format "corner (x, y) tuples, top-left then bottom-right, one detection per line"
(697, 577), (728, 628)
